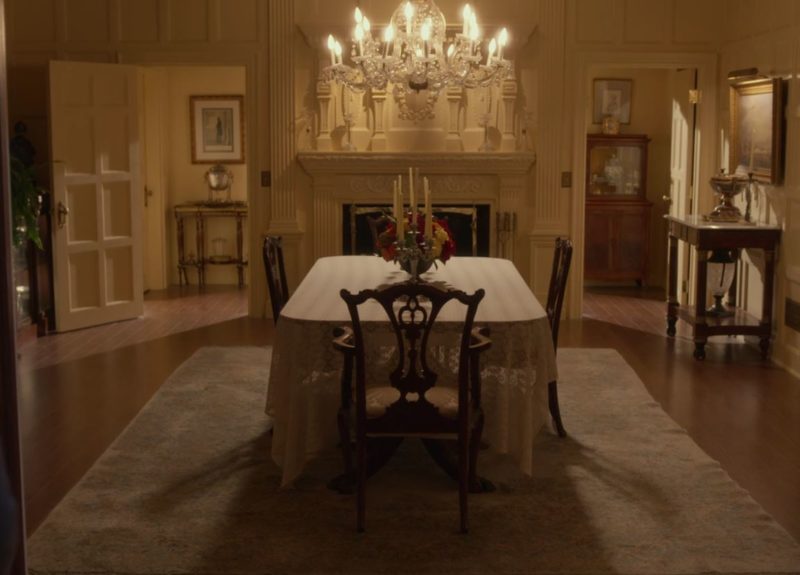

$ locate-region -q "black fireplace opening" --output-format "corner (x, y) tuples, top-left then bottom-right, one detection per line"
(342, 204), (491, 257)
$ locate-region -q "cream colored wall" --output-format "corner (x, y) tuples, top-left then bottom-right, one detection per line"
(5, 0), (269, 313)
(586, 68), (673, 288)
(161, 66), (248, 286)
(719, 2), (800, 376)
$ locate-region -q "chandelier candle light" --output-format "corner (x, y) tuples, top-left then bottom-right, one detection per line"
(380, 168), (456, 280)
(324, 1), (512, 121)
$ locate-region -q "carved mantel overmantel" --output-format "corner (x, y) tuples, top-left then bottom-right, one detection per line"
(299, 151), (536, 263)
(297, 152), (536, 176)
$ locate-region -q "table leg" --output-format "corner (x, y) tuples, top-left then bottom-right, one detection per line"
(176, 215), (187, 286)
(196, 216), (205, 287)
(327, 437), (404, 494)
(666, 233), (678, 337)
(693, 247), (708, 361)
(420, 439), (495, 493)
(760, 248), (777, 360)
(236, 213), (245, 288)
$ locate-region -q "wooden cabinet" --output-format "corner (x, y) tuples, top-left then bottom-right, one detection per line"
(585, 134), (652, 285)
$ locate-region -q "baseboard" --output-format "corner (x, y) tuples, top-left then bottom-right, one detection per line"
(772, 340), (800, 380)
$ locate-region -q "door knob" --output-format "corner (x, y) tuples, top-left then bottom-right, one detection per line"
(57, 201), (69, 229)
(662, 195), (672, 205)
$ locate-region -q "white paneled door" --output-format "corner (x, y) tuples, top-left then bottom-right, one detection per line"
(668, 68), (697, 306)
(50, 61), (144, 332)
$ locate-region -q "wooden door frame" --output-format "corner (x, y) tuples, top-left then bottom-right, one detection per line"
(0, 0), (29, 571)
(569, 51), (718, 318)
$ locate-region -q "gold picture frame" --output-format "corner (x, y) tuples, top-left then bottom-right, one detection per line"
(593, 78), (632, 124)
(190, 95), (245, 164)
(729, 78), (784, 184)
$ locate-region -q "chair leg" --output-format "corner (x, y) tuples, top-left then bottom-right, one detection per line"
(337, 409), (354, 478)
(356, 435), (366, 533)
(459, 433), (469, 533)
(548, 380), (567, 438)
(468, 413), (484, 493)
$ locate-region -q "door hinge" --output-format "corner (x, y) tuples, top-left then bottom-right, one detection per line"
(689, 89), (701, 105)
(681, 280), (688, 294)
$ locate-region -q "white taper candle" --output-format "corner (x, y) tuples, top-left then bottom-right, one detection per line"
(424, 177), (432, 240)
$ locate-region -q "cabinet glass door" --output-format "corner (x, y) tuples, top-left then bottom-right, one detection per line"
(588, 144), (643, 196)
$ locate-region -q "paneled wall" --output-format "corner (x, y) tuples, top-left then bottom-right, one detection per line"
(719, 3), (800, 376)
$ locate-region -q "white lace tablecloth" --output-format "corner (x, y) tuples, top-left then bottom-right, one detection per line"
(266, 256), (558, 486)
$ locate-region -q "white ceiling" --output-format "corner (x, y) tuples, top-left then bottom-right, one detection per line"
(296, 0), (539, 47)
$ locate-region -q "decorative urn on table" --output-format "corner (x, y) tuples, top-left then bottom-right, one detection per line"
(706, 171), (749, 222)
(204, 163), (234, 204)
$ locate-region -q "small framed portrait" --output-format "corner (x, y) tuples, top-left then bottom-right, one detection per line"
(593, 79), (632, 124)
(729, 78), (784, 184)
(190, 95), (245, 164)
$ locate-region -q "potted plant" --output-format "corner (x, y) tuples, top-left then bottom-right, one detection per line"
(9, 155), (43, 250)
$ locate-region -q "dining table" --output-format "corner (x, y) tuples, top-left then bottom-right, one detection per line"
(265, 255), (558, 487)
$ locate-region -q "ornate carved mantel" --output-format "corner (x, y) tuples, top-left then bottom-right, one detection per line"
(297, 152), (535, 261)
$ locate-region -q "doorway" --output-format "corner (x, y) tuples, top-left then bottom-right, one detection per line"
(7, 62), (250, 335)
(582, 67), (698, 333)
(141, 65), (250, 292)
(568, 53), (717, 321)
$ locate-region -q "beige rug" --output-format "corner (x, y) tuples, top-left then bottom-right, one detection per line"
(28, 346), (800, 574)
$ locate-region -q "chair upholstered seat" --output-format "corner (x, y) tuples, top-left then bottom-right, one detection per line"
(365, 386), (459, 419)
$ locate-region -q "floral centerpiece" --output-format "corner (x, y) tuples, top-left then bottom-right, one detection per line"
(377, 168), (456, 280)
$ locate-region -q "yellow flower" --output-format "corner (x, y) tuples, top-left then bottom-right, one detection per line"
(430, 222), (449, 259)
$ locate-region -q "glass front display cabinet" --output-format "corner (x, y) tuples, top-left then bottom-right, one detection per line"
(585, 134), (652, 285)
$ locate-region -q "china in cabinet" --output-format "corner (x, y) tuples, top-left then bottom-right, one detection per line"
(585, 133), (652, 285)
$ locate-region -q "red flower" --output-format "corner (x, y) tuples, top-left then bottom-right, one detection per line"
(374, 213), (457, 263)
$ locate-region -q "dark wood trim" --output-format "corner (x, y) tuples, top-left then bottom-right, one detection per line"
(0, 0), (29, 571)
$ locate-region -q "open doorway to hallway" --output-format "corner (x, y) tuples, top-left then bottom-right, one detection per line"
(582, 67), (698, 335)
(7, 62), (251, 339)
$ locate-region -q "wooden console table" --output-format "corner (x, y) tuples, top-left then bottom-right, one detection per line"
(174, 202), (248, 288)
(666, 215), (780, 360)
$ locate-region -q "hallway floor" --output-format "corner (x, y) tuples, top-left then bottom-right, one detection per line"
(16, 286), (248, 371)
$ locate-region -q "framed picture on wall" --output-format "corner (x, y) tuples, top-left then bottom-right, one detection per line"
(729, 78), (784, 184)
(190, 95), (245, 164)
(593, 79), (632, 124)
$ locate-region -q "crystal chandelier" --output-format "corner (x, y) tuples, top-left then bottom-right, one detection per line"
(323, 1), (511, 121)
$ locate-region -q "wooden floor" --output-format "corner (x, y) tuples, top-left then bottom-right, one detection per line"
(17, 286), (800, 545)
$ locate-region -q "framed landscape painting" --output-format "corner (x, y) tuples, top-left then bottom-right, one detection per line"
(190, 95), (245, 164)
(729, 78), (783, 184)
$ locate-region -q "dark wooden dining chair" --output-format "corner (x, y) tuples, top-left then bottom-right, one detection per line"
(332, 282), (491, 533)
(545, 237), (573, 438)
(262, 236), (288, 325)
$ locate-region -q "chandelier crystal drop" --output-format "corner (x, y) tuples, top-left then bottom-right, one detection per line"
(323, 1), (512, 121)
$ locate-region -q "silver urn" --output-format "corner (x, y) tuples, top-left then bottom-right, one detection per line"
(204, 164), (233, 203)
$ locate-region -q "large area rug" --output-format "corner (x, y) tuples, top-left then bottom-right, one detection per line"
(29, 347), (800, 574)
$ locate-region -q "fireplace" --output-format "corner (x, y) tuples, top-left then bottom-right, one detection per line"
(297, 152), (535, 263)
(342, 204), (492, 256)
